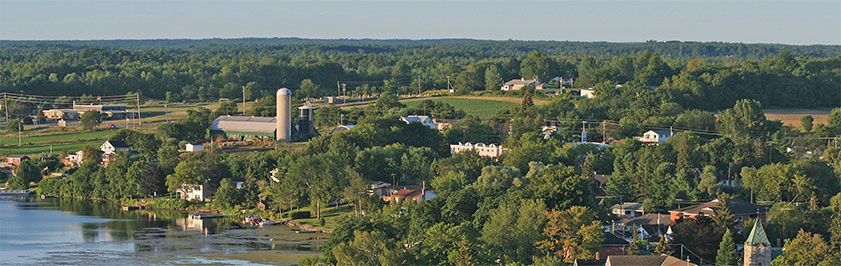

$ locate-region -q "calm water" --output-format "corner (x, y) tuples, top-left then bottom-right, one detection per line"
(0, 196), (325, 265)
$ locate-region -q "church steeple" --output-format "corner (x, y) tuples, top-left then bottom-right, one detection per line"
(746, 219), (771, 246)
(744, 219), (772, 266)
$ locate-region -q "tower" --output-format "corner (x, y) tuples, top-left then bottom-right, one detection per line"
(744, 220), (772, 266)
(276, 88), (291, 142)
(298, 103), (316, 138)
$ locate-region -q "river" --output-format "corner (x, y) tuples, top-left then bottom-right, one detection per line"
(0, 196), (326, 265)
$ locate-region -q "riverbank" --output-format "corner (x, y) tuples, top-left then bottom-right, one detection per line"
(0, 196), (325, 265)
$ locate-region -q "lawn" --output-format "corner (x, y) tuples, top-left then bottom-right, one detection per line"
(403, 97), (519, 120)
(0, 129), (116, 156)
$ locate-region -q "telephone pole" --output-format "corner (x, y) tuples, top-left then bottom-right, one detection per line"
(341, 83), (347, 104)
(242, 85), (247, 115)
(135, 93), (141, 127)
(417, 76), (421, 96)
(3, 92), (8, 123)
(18, 118), (22, 146)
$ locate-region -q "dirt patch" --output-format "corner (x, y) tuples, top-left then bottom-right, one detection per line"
(764, 111), (829, 128)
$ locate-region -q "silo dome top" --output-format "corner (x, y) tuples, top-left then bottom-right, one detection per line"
(277, 88), (291, 95)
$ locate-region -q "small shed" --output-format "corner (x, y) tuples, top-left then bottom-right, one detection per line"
(185, 143), (203, 152)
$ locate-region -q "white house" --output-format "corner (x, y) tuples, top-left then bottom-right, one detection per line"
(580, 88), (596, 98)
(185, 143), (203, 152)
(100, 140), (131, 154)
(400, 115), (437, 129)
(177, 182), (215, 201)
(450, 142), (508, 158)
(637, 129), (675, 144)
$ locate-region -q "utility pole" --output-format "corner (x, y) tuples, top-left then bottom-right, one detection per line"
(337, 81), (341, 97)
(602, 121), (607, 143)
(135, 93), (141, 127)
(417, 76), (421, 96)
(581, 120), (587, 142)
(341, 83), (347, 104)
(446, 75), (452, 93)
(3, 92), (8, 123)
(242, 85), (246, 115)
(18, 118), (22, 146)
(165, 103), (169, 123)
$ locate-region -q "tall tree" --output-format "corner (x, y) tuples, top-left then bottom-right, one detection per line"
(484, 65), (502, 91)
(800, 115), (814, 132)
(537, 206), (604, 263)
(771, 230), (840, 266)
(80, 110), (102, 131)
(716, 229), (737, 266)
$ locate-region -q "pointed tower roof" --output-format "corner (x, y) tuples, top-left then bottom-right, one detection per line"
(745, 220), (771, 246)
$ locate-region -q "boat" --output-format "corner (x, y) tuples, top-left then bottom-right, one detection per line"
(259, 220), (284, 227)
(122, 205), (145, 211)
(296, 230), (320, 234)
(243, 216), (264, 225)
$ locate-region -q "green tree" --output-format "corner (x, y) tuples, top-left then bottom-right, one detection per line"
(485, 65), (503, 91)
(481, 199), (547, 264)
(5, 176), (26, 190)
(165, 159), (210, 196)
(333, 231), (406, 266)
(716, 229), (738, 266)
(215, 178), (243, 209)
(716, 99), (771, 141)
(654, 236), (672, 255)
(14, 159), (42, 184)
(520, 51), (558, 82)
(800, 115), (814, 132)
(772, 229), (840, 266)
(80, 110), (102, 131)
(6, 118), (19, 133)
(298, 79), (320, 99)
(537, 206), (604, 263)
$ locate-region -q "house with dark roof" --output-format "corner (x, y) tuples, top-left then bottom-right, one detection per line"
(605, 255), (696, 266)
(600, 232), (630, 257)
(101, 140), (130, 154)
(615, 213), (672, 241)
(668, 198), (770, 229)
(610, 202), (645, 218)
(6, 155), (30, 167)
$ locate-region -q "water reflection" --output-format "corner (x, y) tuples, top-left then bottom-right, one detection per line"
(0, 196), (324, 265)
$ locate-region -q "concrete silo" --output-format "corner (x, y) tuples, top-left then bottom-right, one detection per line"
(276, 88), (292, 141)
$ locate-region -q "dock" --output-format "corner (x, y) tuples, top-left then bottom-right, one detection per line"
(0, 190), (34, 195)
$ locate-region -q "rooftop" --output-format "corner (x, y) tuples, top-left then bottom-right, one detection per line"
(210, 115), (277, 133)
(669, 198), (770, 216)
(611, 202), (644, 211)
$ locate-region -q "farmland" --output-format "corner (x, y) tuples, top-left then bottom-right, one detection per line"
(764, 108), (831, 129)
(403, 97), (520, 120)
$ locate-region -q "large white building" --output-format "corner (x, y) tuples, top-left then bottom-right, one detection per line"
(449, 142), (508, 158)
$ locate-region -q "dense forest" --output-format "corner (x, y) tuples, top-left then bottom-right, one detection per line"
(1, 39), (840, 111)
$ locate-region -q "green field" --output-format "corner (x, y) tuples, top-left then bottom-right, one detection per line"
(0, 102), (213, 157)
(0, 129), (115, 156)
(404, 97), (518, 120)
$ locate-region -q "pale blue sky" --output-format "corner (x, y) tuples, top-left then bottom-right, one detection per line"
(1, 0), (839, 44)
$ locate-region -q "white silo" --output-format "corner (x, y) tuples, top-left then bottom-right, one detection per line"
(276, 88), (292, 141)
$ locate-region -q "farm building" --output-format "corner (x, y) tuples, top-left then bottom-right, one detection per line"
(210, 116), (278, 141)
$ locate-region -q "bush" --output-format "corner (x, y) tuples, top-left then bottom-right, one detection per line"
(149, 198), (189, 209)
(290, 211), (311, 219)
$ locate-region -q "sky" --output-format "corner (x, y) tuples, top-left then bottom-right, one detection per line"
(1, 0), (839, 45)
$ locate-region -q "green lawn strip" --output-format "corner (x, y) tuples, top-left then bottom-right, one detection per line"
(404, 97), (517, 120)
